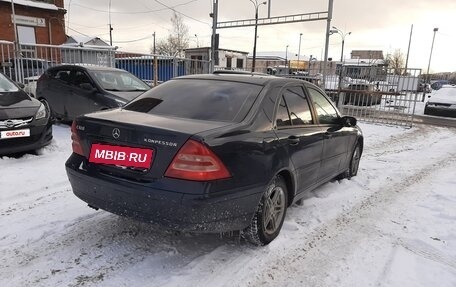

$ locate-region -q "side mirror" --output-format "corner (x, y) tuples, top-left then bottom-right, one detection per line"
(16, 82), (25, 89)
(341, 116), (357, 127)
(80, 83), (96, 92)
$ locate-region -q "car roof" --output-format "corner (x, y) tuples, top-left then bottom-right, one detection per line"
(48, 64), (125, 72)
(174, 73), (314, 87)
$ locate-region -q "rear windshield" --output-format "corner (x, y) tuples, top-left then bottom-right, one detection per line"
(89, 70), (150, 92)
(124, 79), (263, 122)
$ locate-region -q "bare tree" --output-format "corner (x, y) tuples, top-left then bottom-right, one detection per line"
(385, 49), (405, 75)
(153, 12), (189, 57)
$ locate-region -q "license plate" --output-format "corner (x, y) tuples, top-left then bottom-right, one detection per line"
(89, 143), (153, 169)
(0, 129), (30, 139)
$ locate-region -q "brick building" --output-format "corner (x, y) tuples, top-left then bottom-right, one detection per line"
(0, 0), (66, 45)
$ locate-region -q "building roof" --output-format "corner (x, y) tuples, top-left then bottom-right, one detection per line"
(1, 0), (59, 11)
(343, 58), (385, 66)
(63, 36), (113, 48)
(247, 55), (286, 61)
(184, 47), (248, 55)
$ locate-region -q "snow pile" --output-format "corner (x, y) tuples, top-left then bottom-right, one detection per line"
(0, 123), (455, 286)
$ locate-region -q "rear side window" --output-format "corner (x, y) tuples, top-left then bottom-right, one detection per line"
(124, 79), (262, 122)
(48, 68), (72, 83)
(276, 86), (313, 127)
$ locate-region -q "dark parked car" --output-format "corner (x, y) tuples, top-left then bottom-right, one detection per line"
(36, 65), (150, 121)
(430, 80), (449, 91)
(424, 84), (456, 118)
(344, 83), (382, 106)
(0, 72), (52, 155)
(66, 73), (363, 245)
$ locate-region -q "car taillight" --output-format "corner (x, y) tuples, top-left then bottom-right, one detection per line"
(165, 139), (231, 181)
(71, 121), (84, 156)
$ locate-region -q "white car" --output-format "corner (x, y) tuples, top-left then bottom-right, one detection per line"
(372, 81), (396, 92)
(23, 76), (40, 98)
(424, 84), (456, 118)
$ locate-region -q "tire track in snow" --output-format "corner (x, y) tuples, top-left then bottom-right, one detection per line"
(237, 127), (456, 287)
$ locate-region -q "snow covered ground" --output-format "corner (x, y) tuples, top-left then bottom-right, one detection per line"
(1, 123), (456, 287)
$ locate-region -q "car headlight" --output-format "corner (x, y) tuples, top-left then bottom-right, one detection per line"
(35, 103), (47, 120)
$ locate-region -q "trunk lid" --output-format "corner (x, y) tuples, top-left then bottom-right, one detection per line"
(75, 109), (233, 181)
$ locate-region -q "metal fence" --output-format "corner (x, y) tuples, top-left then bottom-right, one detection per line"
(323, 67), (422, 128)
(0, 41), (210, 85)
(1, 41), (423, 127)
(276, 65), (422, 127)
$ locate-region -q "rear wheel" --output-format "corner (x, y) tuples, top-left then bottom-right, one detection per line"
(242, 175), (288, 246)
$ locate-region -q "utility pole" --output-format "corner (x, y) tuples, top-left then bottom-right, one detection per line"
(11, 0), (21, 82)
(153, 32), (158, 87)
(109, 0), (113, 46)
(250, 0), (267, 73)
(322, 0), (334, 88)
(210, 0), (218, 73)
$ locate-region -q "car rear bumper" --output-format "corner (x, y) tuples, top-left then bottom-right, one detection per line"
(65, 154), (264, 233)
(424, 105), (456, 118)
(0, 121), (53, 155)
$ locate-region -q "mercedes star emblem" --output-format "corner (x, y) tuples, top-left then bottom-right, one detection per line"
(112, 128), (121, 139)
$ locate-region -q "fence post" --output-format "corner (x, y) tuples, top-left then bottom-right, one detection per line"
(173, 57), (178, 79)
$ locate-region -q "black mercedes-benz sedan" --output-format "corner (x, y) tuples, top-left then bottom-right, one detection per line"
(0, 72), (52, 155)
(66, 73), (363, 245)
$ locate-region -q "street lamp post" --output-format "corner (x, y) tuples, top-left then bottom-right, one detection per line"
(426, 27), (438, 84)
(285, 44), (289, 69)
(297, 33), (303, 70)
(194, 34), (199, 48)
(250, 0), (267, 72)
(330, 26), (351, 63)
(329, 26), (351, 95)
(423, 27), (438, 101)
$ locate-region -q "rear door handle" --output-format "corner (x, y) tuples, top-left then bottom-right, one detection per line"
(287, 135), (300, 145)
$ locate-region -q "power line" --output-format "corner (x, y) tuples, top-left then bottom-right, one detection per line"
(72, 0), (198, 15)
(102, 35), (153, 43)
(152, 0), (211, 26)
(66, 26), (91, 37)
(69, 22), (108, 29)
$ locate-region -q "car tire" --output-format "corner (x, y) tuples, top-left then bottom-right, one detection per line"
(242, 175), (288, 246)
(339, 143), (361, 180)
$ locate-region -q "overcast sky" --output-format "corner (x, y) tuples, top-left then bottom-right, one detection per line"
(64, 0), (456, 72)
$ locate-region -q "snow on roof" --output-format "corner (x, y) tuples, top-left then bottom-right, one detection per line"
(66, 35), (98, 45)
(63, 36), (113, 49)
(184, 47), (248, 55)
(429, 84), (456, 104)
(1, 0), (59, 11)
(342, 58), (385, 66)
